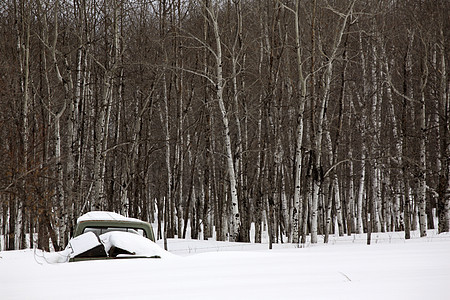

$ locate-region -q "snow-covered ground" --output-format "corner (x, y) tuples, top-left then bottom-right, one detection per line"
(1, 230), (449, 300)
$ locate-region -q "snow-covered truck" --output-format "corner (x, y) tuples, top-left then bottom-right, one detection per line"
(67, 211), (162, 262)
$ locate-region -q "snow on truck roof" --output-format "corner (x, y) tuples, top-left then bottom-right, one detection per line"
(77, 211), (146, 224)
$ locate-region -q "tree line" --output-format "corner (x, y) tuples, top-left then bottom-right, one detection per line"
(0, 0), (448, 251)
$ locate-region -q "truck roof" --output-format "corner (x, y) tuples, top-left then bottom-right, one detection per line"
(77, 211), (146, 224)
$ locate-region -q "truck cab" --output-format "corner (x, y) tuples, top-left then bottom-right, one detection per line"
(69, 211), (157, 262)
(74, 211), (155, 242)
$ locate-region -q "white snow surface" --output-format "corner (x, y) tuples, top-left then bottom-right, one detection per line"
(99, 231), (174, 258)
(1, 231), (450, 300)
(69, 231), (103, 257)
(77, 211), (145, 223)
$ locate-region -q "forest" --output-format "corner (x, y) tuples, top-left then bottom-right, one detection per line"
(0, 0), (448, 251)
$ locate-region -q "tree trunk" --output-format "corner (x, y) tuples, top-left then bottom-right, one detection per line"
(402, 30), (415, 240)
(291, 0), (308, 244)
(347, 143), (355, 235)
(161, 73), (174, 238)
(204, 1), (240, 241)
(437, 26), (450, 233)
(311, 1), (354, 244)
(418, 42), (429, 237)
(369, 44), (382, 234)
(55, 108), (66, 250)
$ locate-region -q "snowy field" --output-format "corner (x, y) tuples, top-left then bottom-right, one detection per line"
(1, 230), (449, 300)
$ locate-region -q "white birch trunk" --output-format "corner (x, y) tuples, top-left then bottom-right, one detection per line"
(176, 58), (184, 237)
(356, 32), (370, 235)
(92, 1), (122, 209)
(49, 1), (77, 246)
(357, 148), (366, 234)
(370, 44), (382, 233)
(418, 45), (429, 237)
(162, 72), (173, 239)
(280, 165), (289, 239)
(310, 53), (330, 243)
(311, 1), (354, 243)
(348, 142), (355, 234)
(55, 107), (66, 249)
(438, 26), (450, 233)
(92, 70), (112, 209)
(354, 90), (367, 235)
(204, 1), (240, 241)
(383, 47), (403, 231)
(405, 31), (415, 238)
(292, 0), (307, 244)
(324, 127), (344, 237)
(67, 3), (86, 234)
(231, 0), (244, 239)
(17, 6), (31, 249)
(254, 8), (264, 242)
(65, 46), (81, 228)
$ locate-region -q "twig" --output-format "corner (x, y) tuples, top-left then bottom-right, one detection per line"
(338, 271), (352, 282)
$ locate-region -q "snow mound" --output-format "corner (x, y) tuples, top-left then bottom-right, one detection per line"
(99, 231), (174, 259)
(36, 231), (173, 263)
(77, 211), (145, 223)
(68, 231), (104, 258)
(38, 248), (72, 263)
(38, 232), (104, 263)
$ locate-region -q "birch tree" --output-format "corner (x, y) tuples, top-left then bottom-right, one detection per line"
(417, 35), (429, 237)
(1, 0), (449, 250)
(437, 23), (449, 233)
(280, 0), (309, 244)
(202, 0), (240, 241)
(310, 0), (355, 243)
(16, 0), (31, 249)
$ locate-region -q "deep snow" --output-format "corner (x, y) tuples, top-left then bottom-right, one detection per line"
(1, 230), (449, 300)
(77, 211), (147, 223)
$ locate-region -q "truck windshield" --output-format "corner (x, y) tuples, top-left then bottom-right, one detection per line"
(83, 227), (147, 238)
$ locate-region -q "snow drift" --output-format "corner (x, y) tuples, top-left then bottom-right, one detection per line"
(99, 231), (174, 258)
(36, 231), (172, 263)
(1, 231), (449, 299)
